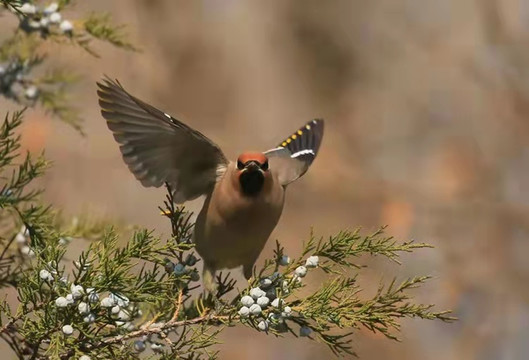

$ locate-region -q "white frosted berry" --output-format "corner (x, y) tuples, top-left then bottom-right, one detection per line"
(281, 306), (292, 317)
(279, 255), (291, 266)
(100, 297), (115, 308)
(15, 232), (27, 244)
(110, 293), (129, 307)
(257, 320), (269, 331)
(295, 266), (307, 278)
(249, 287), (266, 300)
(24, 85), (38, 100)
(305, 255), (319, 268)
(260, 278), (272, 289)
(117, 310), (130, 321)
(21, 246), (35, 257)
(43, 2), (59, 15)
(249, 304), (262, 315)
(271, 298), (284, 308)
(18, 3), (37, 14)
(87, 289), (99, 303)
(49, 12), (62, 23)
(115, 320), (125, 327)
(151, 343), (163, 353)
(29, 20), (42, 29)
(62, 324), (74, 335)
(117, 295), (129, 307)
(111, 305), (120, 314)
(59, 20), (73, 33)
(65, 294), (74, 305)
(134, 340), (146, 352)
(79, 356), (91, 360)
(39, 269), (52, 281)
(300, 326), (312, 337)
(87, 293), (99, 303)
(238, 306), (250, 318)
(70, 284), (84, 299)
(256, 296), (269, 307)
(78, 302), (90, 315)
(83, 313), (96, 323)
(240, 295), (254, 307)
(55, 296), (68, 307)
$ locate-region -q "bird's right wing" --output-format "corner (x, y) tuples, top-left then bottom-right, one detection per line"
(265, 119), (324, 186)
(97, 78), (228, 203)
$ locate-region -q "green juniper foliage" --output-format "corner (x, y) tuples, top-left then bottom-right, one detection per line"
(0, 111), (453, 359)
(0, 2), (453, 359)
(0, 0), (136, 133)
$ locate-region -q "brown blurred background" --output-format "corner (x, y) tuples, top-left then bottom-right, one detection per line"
(4, 0), (529, 359)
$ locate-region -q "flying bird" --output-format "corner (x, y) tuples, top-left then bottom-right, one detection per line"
(96, 78), (324, 290)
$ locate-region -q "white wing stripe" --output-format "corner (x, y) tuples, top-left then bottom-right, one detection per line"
(291, 149), (315, 158)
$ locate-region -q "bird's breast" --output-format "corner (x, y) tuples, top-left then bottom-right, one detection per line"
(194, 168), (285, 267)
(212, 178), (284, 230)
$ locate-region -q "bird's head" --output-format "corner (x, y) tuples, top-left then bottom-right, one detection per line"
(236, 152), (269, 196)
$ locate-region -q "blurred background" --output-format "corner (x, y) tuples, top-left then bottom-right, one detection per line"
(4, 0), (529, 359)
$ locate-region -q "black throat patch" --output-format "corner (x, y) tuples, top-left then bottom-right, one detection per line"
(239, 170), (265, 196)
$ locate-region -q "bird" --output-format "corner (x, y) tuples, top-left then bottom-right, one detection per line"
(96, 78), (324, 291)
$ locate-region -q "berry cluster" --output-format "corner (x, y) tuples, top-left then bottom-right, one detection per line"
(37, 255), (146, 356)
(14, 2), (73, 37)
(238, 254), (319, 336)
(14, 225), (35, 257)
(164, 254), (201, 282)
(46, 264), (186, 354)
(0, 59), (40, 103)
(52, 282), (142, 335)
(32, 228), (202, 355)
(132, 331), (167, 354)
(14, 225), (72, 257)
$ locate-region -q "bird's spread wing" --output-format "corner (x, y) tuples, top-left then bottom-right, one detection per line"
(265, 119), (324, 186)
(97, 78), (228, 203)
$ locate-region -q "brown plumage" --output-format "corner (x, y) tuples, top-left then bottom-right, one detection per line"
(96, 78), (324, 291)
(196, 155), (285, 289)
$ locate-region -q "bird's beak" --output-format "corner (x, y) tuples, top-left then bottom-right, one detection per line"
(244, 161), (262, 173)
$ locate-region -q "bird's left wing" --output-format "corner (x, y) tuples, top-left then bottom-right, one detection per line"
(97, 78), (228, 203)
(265, 119), (324, 186)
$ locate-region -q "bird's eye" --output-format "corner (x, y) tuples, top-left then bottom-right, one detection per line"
(237, 160), (244, 170)
(261, 160), (269, 171)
